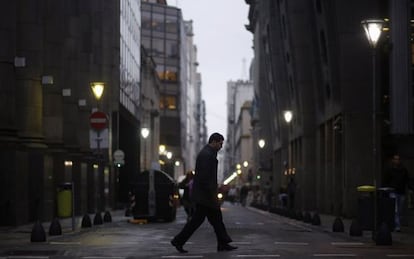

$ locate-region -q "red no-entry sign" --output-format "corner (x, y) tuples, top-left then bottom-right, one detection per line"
(90, 111), (108, 130)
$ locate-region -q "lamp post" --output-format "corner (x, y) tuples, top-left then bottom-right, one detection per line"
(283, 110), (293, 177)
(90, 81), (105, 212)
(361, 18), (384, 240)
(141, 127), (150, 170)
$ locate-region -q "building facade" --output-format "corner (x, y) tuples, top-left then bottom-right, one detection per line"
(246, 0), (414, 217)
(224, 80), (254, 187)
(0, 0), (123, 225)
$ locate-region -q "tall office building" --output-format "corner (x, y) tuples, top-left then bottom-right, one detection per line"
(141, 1), (203, 179)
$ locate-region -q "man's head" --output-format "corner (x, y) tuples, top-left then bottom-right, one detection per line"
(208, 132), (224, 151)
(392, 154), (401, 166)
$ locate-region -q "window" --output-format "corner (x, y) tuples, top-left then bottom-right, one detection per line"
(160, 95), (177, 110)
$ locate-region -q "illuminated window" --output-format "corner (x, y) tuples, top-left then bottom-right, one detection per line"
(160, 95), (177, 110)
(157, 70), (178, 82)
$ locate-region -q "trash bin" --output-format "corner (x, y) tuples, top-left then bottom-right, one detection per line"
(377, 187), (395, 231)
(357, 185), (395, 231)
(57, 183), (72, 218)
(357, 185), (376, 230)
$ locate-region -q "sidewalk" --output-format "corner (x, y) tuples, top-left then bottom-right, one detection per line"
(248, 205), (414, 247)
(0, 210), (127, 246)
(318, 212), (414, 246)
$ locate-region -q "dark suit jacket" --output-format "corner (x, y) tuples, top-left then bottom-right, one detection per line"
(191, 144), (220, 209)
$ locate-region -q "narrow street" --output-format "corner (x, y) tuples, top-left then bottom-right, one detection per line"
(1, 203), (414, 258)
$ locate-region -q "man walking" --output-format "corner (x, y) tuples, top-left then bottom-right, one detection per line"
(382, 154), (410, 231)
(171, 133), (237, 253)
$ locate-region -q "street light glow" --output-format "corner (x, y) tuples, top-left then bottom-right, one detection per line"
(141, 127), (150, 139)
(283, 110), (293, 123)
(223, 172), (238, 185)
(243, 161), (248, 168)
(258, 139), (265, 148)
(361, 19), (384, 48)
(90, 82), (105, 100)
(159, 145), (166, 154)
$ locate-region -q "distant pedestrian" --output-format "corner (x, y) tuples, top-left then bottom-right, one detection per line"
(240, 184), (249, 207)
(287, 177), (296, 210)
(178, 171), (194, 221)
(171, 133), (237, 253)
(228, 186), (237, 204)
(382, 154), (410, 231)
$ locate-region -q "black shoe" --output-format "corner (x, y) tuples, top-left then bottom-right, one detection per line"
(171, 240), (188, 253)
(217, 243), (238, 252)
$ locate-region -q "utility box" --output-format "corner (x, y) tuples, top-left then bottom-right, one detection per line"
(57, 183), (72, 218)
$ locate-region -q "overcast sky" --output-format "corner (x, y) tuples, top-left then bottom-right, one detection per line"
(169, 0), (253, 138)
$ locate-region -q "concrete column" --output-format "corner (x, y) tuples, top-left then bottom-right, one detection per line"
(15, 0), (45, 147)
(390, 0), (412, 134)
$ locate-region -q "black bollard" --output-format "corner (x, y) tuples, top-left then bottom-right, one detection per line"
(349, 219), (363, 236)
(49, 218), (62, 236)
(103, 211), (112, 223)
(296, 211), (303, 221)
(376, 222), (392, 246)
(303, 212), (312, 223)
(31, 221), (46, 242)
(93, 212), (103, 225)
(81, 214), (92, 228)
(312, 213), (321, 226)
(332, 216), (344, 232)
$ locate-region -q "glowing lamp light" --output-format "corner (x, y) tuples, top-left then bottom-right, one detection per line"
(361, 19), (384, 48)
(243, 161), (249, 168)
(159, 145), (166, 154)
(258, 139), (265, 148)
(141, 127), (150, 139)
(90, 82), (105, 100)
(283, 110), (293, 123)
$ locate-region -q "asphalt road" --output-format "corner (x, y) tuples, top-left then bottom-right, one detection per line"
(1, 202), (414, 258)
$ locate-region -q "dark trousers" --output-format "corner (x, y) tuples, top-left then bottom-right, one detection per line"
(172, 203), (232, 245)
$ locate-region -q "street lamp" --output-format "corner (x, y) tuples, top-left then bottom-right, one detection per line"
(243, 161), (249, 168)
(90, 82), (105, 101)
(283, 110), (293, 176)
(141, 127), (150, 170)
(90, 81), (106, 212)
(283, 110), (293, 124)
(361, 18), (384, 241)
(258, 139), (265, 149)
(361, 18), (383, 186)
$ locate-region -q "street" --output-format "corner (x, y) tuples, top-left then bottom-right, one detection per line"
(1, 202), (414, 259)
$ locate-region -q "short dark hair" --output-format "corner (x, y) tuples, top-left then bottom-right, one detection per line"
(208, 132), (224, 143)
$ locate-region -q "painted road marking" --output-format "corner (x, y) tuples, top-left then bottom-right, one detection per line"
(49, 241), (81, 245)
(331, 242), (365, 246)
(387, 255), (414, 258)
(313, 254), (356, 257)
(232, 241), (252, 245)
(159, 241), (194, 244)
(161, 256), (203, 258)
(274, 241), (309, 245)
(7, 257), (49, 259)
(233, 255), (280, 258)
